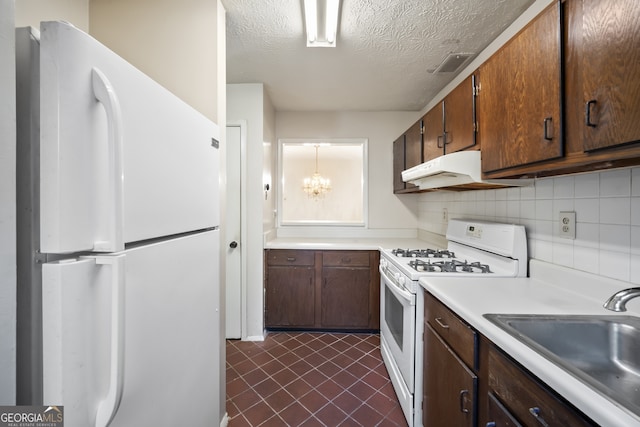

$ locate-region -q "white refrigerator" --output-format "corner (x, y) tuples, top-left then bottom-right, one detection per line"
(16, 21), (221, 426)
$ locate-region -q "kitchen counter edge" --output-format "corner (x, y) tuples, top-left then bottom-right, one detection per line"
(264, 237), (434, 251)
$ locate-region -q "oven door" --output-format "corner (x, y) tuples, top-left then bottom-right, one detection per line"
(379, 262), (416, 392)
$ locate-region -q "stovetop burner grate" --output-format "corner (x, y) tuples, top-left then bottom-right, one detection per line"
(391, 248), (456, 259)
(408, 259), (492, 274)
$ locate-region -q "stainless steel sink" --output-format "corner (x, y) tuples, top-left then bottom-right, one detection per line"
(484, 314), (640, 417)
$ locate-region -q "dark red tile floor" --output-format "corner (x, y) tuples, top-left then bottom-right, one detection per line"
(226, 332), (408, 426)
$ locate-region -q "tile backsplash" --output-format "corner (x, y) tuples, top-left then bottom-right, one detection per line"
(417, 166), (640, 284)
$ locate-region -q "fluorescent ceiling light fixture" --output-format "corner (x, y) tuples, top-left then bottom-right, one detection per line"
(304, 0), (340, 47)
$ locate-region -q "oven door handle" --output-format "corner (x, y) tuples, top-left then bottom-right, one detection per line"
(380, 265), (416, 306)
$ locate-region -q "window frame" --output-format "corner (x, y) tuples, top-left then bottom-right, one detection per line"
(277, 138), (368, 227)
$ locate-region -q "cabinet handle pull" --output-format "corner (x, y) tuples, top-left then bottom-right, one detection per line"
(286, 257), (296, 262)
(435, 317), (450, 329)
(437, 134), (444, 148)
(585, 100), (598, 127)
(444, 131), (450, 145)
(459, 390), (470, 414)
(529, 407), (550, 427)
(543, 117), (553, 140)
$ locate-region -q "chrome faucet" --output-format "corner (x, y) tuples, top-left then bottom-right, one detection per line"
(603, 287), (640, 312)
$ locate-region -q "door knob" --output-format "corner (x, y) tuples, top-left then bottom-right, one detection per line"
(229, 241), (238, 249)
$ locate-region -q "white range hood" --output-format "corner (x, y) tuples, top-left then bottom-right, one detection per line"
(401, 150), (532, 190)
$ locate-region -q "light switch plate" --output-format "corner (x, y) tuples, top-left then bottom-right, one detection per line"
(559, 211), (576, 239)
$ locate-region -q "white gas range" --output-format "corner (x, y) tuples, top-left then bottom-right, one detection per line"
(379, 219), (528, 427)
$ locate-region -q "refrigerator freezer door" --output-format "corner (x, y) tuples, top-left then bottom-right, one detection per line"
(42, 230), (220, 426)
(39, 21), (219, 254)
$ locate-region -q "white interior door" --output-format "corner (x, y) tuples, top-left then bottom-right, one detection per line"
(225, 124), (242, 339)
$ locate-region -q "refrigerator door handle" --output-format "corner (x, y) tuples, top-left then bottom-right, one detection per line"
(91, 67), (125, 252)
(94, 255), (126, 427)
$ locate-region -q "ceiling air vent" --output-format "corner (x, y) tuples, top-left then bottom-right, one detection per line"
(433, 53), (473, 74)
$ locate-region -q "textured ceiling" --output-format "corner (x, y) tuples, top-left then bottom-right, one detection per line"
(223, 0), (535, 111)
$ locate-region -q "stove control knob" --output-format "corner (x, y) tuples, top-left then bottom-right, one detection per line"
(398, 276), (406, 286)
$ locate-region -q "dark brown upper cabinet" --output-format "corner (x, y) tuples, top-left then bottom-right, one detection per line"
(478, 1), (563, 173)
(423, 103), (443, 162)
(423, 74), (478, 162)
(579, 0), (640, 152)
(392, 134), (407, 193)
(405, 118), (423, 170)
(393, 119), (423, 193)
(444, 74), (479, 155)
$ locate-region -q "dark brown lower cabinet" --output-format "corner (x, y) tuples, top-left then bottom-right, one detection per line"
(264, 249), (379, 330)
(486, 346), (596, 427)
(424, 323), (477, 427)
(321, 266), (370, 328)
(424, 291), (597, 427)
(264, 265), (315, 327)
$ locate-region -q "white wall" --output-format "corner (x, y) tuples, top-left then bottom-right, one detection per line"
(418, 167), (640, 284)
(89, 0), (219, 122)
(275, 111), (421, 237)
(0, 0), (16, 405)
(15, 0), (89, 32)
(227, 83), (276, 340)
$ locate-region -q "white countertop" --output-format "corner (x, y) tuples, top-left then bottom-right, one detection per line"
(419, 259), (640, 427)
(264, 237), (433, 251)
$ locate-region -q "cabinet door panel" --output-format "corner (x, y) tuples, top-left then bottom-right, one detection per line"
(582, 0), (640, 151)
(265, 266), (315, 327)
(445, 75), (477, 154)
(405, 120), (423, 170)
(424, 323), (476, 427)
(393, 135), (407, 193)
(423, 104), (444, 162)
(479, 2), (562, 172)
(321, 267), (370, 328)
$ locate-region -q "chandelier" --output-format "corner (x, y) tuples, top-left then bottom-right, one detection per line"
(303, 145), (331, 199)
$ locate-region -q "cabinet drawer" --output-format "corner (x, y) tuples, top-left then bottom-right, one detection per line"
(425, 293), (477, 369)
(487, 392), (522, 427)
(266, 249), (315, 266)
(488, 347), (594, 427)
(322, 251), (370, 267)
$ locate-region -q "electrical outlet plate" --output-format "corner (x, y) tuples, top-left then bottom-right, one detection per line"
(442, 208), (448, 223)
(559, 211), (576, 239)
